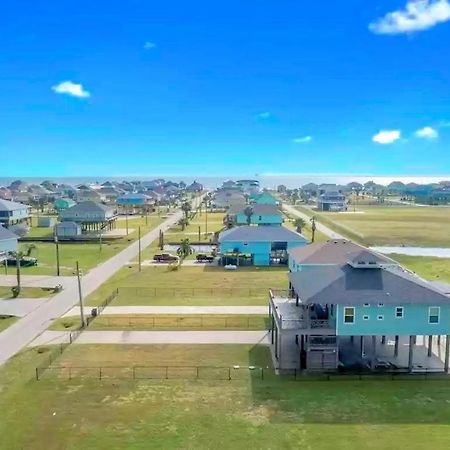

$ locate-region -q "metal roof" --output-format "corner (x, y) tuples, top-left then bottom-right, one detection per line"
(219, 225), (307, 243)
(0, 225), (19, 241)
(0, 199), (31, 211)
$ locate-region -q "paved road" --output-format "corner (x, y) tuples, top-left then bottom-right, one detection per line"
(0, 298), (50, 317)
(283, 203), (345, 239)
(63, 305), (269, 317)
(0, 275), (74, 288)
(30, 330), (269, 346)
(0, 208), (189, 366)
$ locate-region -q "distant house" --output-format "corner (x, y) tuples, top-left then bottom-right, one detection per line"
(186, 181), (204, 192)
(54, 221), (82, 238)
(116, 193), (155, 213)
(236, 179), (260, 194)
(222, 180), (237, 189)
(75, 188), (105, 203)
(59, 201), (117, 232)
(277, 185), (287, 194)
(0, 225), (18, 254)
(269, 240), (450, 373)
(0, 199), (31, 227)
(37, 217), (56, 227)
(0, 187), (12, 200)
(54, 198), (77, 211)
(56, 184), (78, 198)
(226, 204), (283, 226)
(213, 191), (246, 209)
(98, 187), (123, 203)
(219, 225), (307, 266)
(250, 192), (279, 205)
(317, 191), (347, 212)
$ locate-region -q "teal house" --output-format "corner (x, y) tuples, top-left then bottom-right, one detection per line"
(269, 240), (450, 373)
(250, 192), (279, 205)
(54, 198), (76, 211)
(219, 225), (307, 266)
(226, 204), (283, 226)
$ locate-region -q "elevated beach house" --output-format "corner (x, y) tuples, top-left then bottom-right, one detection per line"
(269, 240), (450, 373)
(225, 204), (283, 226)
(249, 192), (279, 205)
(0, 199), (31, 228)
(219, 225), (307, 266)
(59, 201), (117, 232)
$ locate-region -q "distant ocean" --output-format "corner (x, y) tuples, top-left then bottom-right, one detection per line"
(0, 174), (449, 189)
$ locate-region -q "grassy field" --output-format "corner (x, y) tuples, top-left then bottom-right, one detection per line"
(390, 254), (450, 283)
(13, 215), (164, 276)
(296, 205), (450, 247)
(0, 286), (55, 299)
(282, 210), (329, 242)
(51, 314), (269, 331)
(0, 316), (18, 332)
(1, 344), (450, 449)
(85, 265), (287, 307)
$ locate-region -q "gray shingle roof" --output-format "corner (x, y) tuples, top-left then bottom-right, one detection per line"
(219, 225), (307, 243)
(62, 201), (113, 214)
(0, 225), (18, 241)
(288, 239), (396, 265)
(0, 199), (31, 211)
(289, 264), (450, 305)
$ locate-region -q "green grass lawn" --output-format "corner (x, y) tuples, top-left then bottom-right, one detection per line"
(85, 265), (287, 306)
(0, 316), (18, 332)
(14, 216), (164, 276)
(51, 314), (269, 331)
(0, 286), (55, 299)
(282, 210), (329, 243)
(1, 344), (450, 449)
(390, 254), (450, 283)
(296, 205), (450, 247)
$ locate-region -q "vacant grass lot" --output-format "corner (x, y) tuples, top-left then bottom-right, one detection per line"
(85, 265), (287, 307)
(0, 286), (55, 299)
(1, 345), (450, 449)
(0, 316), (18, 332)
(297, 205), (450, 247)
(390, 254), (450, 283)
(14, 215), (164, 276)
(51, 314), (269, 331)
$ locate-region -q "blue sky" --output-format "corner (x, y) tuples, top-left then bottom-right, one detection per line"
(1, 0), (450, 177)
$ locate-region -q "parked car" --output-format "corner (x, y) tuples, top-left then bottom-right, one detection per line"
(153, 253), (179, 262)
(196, 254), (215, 263)
(3, 257), (38, 267)
(374, 359), (397, 371)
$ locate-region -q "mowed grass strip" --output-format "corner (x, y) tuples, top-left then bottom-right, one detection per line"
(0, 316), (18, 332)
(51, 314), (269, 331)
(85, 265), (287, 306)
(390, 254), (450, 283)
(2, 345), (450, 449)
(298, 205), (450, 247)
(0, 286), (55, 299)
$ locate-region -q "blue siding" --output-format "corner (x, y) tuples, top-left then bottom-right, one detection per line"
(235, 213), (283, 225)
(336, 304), (450, 336)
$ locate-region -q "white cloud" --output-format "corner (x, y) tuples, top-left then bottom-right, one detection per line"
(292, 136), (312, 144)
(144, 41), (156, 49)
(372, 130), (401, 144)
(254, 111), (271, 120)
(415, 126), (439, 138)
(369, 0), (450, 34)
(51, 81), (90, 98)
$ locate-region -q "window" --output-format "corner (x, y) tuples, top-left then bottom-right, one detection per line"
(363, 303), (370, 307)
(258, 215), (262, 220)
(363, 315), (369, 320)
(395, 307), (404, 318)
(330, 304), (334, 316)
(377, 315), (384, 320)
(378, 303), (384, 307)
(344, 307), (355, 324)
(429, 307), (440, 324)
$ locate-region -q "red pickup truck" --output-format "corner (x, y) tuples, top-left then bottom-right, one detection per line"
(153, 253), (179, 262)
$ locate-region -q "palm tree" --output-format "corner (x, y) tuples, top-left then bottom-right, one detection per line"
(181, 202), (192, 220)
(177, 238), (193, 259)
(9, 251), (24, 298)
(243, 206), (254, 225)
(290, 190), (300, 205)
(294, 218), (306, 233)
(310, 217), (317, 243)
(177, 218), (189, 231)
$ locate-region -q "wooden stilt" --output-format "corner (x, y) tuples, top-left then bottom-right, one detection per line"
(408, 335), (415, 372)
(394, 335), (399, 357)
(428, 335), (433, 357)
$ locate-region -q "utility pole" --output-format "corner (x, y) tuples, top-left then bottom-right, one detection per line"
(138, 226), (142, 272)
(198, 225), (201, 241)
(54, 229), (60, 276)
(205, 201), (208, 238)
(125, 211), (129, 235)
(76, 261), (86, 328)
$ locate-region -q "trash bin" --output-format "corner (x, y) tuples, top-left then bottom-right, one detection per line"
(91, 308), (98, 317)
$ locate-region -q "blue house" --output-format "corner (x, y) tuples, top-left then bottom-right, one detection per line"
(250, 192), (279, 205)
(269, 240), (450, 373)
(0, 225), (18, 255)
(219, 225), (307, 266)
(0, 199), (31, 227)
(226, 204), (283, 226)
